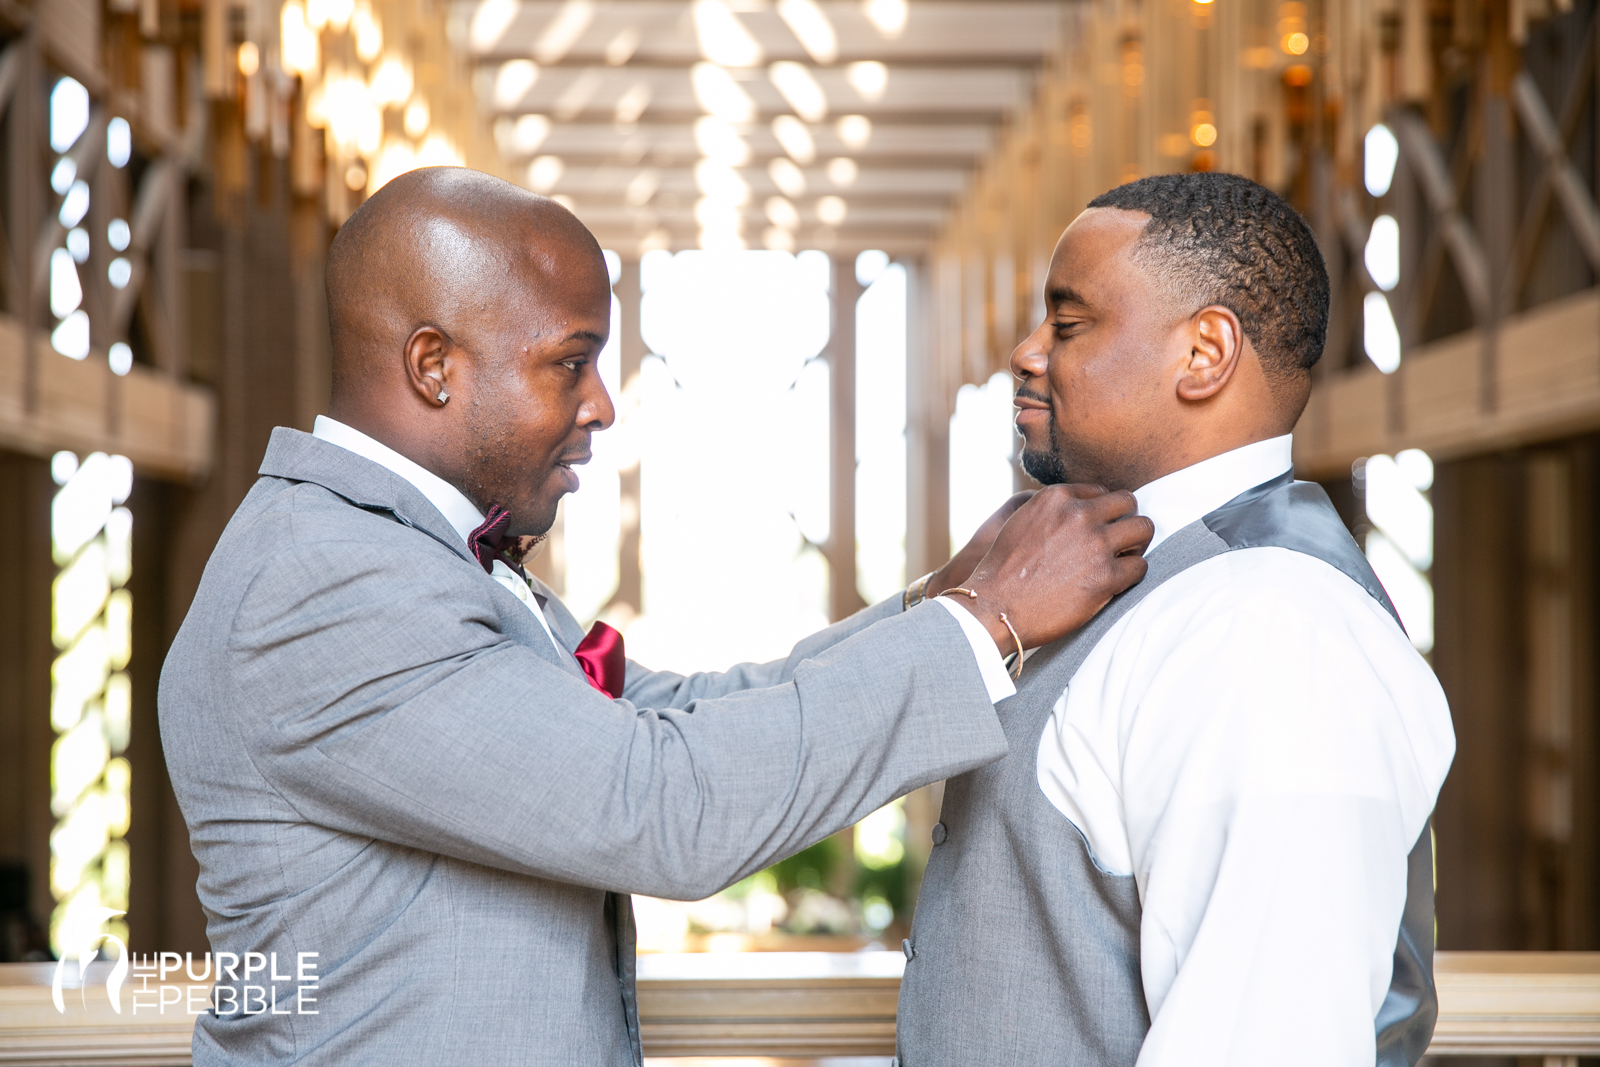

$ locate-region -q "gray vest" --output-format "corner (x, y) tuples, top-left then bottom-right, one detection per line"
(897, 474), (1437, 1066)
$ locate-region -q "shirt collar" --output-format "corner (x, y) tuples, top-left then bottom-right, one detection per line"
(312, 415), (485, 548)
(1133, 435), (1295, 554)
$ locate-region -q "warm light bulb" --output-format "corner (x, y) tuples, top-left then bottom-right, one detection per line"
(776, 0), (837, 65)
(771, 115), (815, 164)
(847, 60), (887, 102)
(693, 0), (763, 67)
(836, 114), (871, 150)
(403, 97), (430, 138)
(863, 0), (907, 38)
(769, 62), (827, 123)
(693, 62), (756, 123)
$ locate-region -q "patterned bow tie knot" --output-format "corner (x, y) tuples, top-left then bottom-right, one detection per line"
(468, 505), (544, 578)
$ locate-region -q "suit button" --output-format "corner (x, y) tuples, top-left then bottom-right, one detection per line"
(931, 822), (946, 845)
(902, 938), (915, 961)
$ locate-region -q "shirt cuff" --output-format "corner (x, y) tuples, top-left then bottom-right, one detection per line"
(932, 596), (1017, 704)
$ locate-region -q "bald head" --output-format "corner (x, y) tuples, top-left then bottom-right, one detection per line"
(322, 166), (615, 538)
(326, 167), (603, 400)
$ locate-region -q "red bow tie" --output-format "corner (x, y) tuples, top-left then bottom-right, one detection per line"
(469, 505), (521, 576)
(574, 621), (626, 698)
(469, 505), (546, 578)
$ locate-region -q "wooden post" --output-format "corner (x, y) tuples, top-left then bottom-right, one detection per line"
(608, 257), (644, 618)
(8, 30), (41, 413)
(902, 257), (952, 908)
(904, 257), (950, 582)
(828, 255), (864, 623)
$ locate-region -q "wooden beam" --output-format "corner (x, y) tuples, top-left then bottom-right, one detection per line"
(471, 54), (1055, 71)
(4, 951), (1600, 1061)
(1511, 70), (1600, 275)
(1293, 287), (1600, 479)
(1394, 112), (1493, 324)
(31, 109), (109, 300)
(0, 313), (213, 481)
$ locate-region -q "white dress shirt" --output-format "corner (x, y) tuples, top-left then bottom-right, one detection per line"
(1034, 435), (1456, 1067)
(312, 416), (1016, 703)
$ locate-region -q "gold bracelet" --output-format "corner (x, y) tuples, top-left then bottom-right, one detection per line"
(939, 588), (1024, 679)
(998, 611), (1025, 681)
(903, 571), (937, 611)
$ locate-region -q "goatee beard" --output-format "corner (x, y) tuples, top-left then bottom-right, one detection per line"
(1019, 406), (1069, 485)
(1021, 445), (1068, 486)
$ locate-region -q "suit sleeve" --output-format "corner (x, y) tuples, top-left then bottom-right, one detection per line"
(225, 539), (1006, 900)
(616, 595), (905, 708)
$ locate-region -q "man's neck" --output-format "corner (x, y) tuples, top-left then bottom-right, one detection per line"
(1113, 426), (1294, 492)
(1130, 435), (1296, 554)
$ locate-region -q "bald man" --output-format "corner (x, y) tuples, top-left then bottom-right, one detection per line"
(159, 167), (1153, 1066)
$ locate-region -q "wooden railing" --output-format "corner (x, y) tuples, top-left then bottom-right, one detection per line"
(2, 952), (1597, 1064)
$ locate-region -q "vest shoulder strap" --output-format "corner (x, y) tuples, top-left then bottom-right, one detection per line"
(1202, 471), (1403, 627)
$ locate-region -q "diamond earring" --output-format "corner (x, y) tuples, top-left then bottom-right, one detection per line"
(436, 389), (450, 404)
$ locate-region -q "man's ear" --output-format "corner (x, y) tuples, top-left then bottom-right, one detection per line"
(1175, 305), (1245, 402)
(403, 325), (454, 407)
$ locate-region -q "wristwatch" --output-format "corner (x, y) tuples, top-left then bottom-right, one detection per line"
(902, 571), (937, 611)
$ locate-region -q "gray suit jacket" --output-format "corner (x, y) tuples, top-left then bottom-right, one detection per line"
(159, 428), (1008, 1065)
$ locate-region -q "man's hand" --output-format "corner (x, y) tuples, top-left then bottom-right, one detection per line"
(929, 491), (1035, 594)
(945, 484), (1153, 653)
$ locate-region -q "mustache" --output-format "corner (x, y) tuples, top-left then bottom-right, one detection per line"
(557, 436), (594, 464)
(1014, 386), (1051, 407)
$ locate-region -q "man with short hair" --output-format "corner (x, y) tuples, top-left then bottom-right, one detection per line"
(159, 166), (1154, 1066)
(896, 173), (1455, 1067)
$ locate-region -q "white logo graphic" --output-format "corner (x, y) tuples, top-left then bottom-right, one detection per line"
(50, 920), (322, 1017)
(51, 907), (130, 1014)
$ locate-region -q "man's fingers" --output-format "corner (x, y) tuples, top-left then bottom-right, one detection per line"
(1108, 553), (1149, 592)
(1081, 488), (1140, 522)
(1107, 514), (1155, 556)
(1057, 483), (1109, 500)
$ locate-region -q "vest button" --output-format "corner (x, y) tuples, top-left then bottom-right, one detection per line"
(902, 938), (915, 961)
(931, 822), (947, 845)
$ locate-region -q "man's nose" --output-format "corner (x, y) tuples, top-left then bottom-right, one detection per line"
(1010, 321), (1051, 380)
(581, 374), (616, 431)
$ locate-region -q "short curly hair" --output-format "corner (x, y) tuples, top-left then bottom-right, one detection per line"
(1087, 172), (1329, 384)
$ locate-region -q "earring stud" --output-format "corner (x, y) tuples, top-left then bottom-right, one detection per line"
(436, 389), (450, 404)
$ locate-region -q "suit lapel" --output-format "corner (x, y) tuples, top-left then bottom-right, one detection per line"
(528, 574), (588, 654)
(261, 427), (598, 685)
(258, 427), (477, 568)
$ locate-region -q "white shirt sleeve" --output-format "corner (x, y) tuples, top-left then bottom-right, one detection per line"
(1049, 549), (1454, 1067)
(932, 596), (1018, 704)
